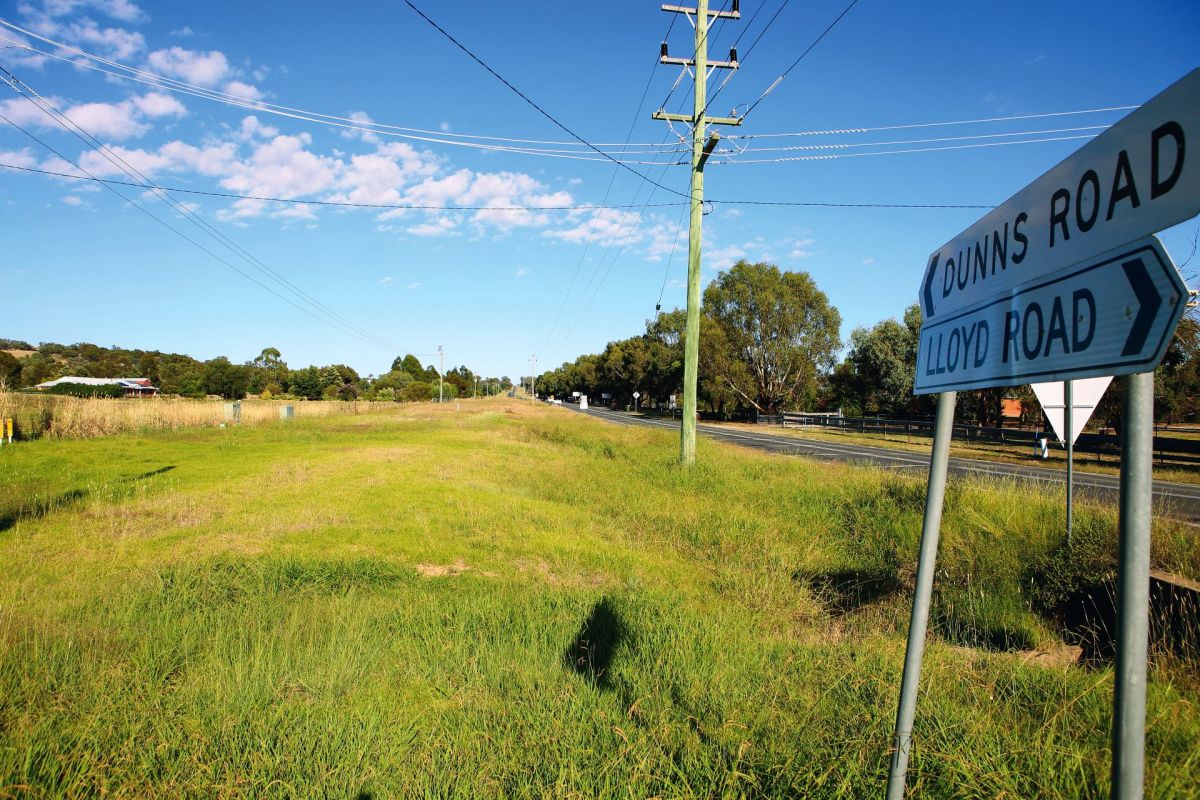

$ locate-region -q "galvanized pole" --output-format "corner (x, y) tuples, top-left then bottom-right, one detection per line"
(437, 345), (444, 404)
(1111, 371), (1153, 800)
(530, 354), (537, 401)
(1065, 379), (1074, 547)
(678, 0), (709, 467)
(886, 389), (957, 800)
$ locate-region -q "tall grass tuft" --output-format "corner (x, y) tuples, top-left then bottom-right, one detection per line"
(0, 391), (364, 440)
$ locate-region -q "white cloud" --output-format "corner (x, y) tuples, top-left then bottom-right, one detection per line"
(407, 216), (457, 237)
(0, 148), (39, 169)
(147, 47), (230, 87)
(405, 282), (421, 290)
(545, 207), (640, 246)
(861, 256), (876, 265)
(379, 275), (395, 285)
(568, 177), (583, 186)
(439, 121), (450, 132)
(705, 243), (748, 270)
(341, 111), (380, 143)
(58, 18), (145, 59)
(0, 90), (184, 141)
(77, 144), (171, 176)
(220, 132), (339, 200)
(515, 266), (530, 277)
(789, 237), (817, 259)
(129, 91), (186, 118)
(61, 194), (85, 206)
(236, 115), (277, 141)
(169, 26), (193, 37)
(223, 81), (263, 102)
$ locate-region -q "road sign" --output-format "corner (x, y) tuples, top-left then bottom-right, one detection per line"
(920, 68), (1200, 321)
(1031, 376), (1113, 445)
(633, 391), (640, 398)
(914, 237), (1186, 394)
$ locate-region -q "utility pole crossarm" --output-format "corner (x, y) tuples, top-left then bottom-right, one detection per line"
(661, 2), (740, 18)
(652, 109), (743, 126)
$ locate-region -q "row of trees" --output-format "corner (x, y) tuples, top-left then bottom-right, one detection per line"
(0, 340), (512, 402)
(537, 261), (842, 417)
(537, 260), (1200, 427)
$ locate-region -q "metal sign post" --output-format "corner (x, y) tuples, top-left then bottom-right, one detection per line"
(1065, 380), (1074, 544)
(891, 68), (1197, 800)
(886, 390), (956, 800)
(1113, 371), (1154, 797)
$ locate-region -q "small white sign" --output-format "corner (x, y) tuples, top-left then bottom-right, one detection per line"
(633, 391), (640, 398)
(1031, 376), (1113, 445)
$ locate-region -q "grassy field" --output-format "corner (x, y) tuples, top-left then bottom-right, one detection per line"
(1, 399), (1198, 798)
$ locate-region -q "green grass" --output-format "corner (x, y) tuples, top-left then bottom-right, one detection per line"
(1, 400), (1198, 798)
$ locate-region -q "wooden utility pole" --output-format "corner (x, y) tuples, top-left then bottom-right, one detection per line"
(654, 0), (741, 465)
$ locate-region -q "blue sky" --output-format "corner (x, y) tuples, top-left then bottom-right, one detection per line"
(1, 0), (1197, 379)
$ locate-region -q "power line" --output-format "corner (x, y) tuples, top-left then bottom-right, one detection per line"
(709, 132), (1100, 163)
(741, 0), (861, 120)
(0, 162), (689, 211)
(3, 69), (403, 352)
(727, 105), (1139, 139)
(0, 108), (401, 351)
(0, 161), (994, 209)
(704, 0), (791, 116)
(0, 40), (689, 165)
(539, 16), (679, 353)
(0, 20), (691, 150)
(724, 124), (1109, 154)
(401, 1), (692, 199)
(655, 202), (691, 311)
(0, 77), (404, 352)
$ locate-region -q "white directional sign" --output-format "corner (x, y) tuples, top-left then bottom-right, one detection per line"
(920, 68), (1200, 321)
(914, 237), (1186, 394)
(1031, 376), (1113, 445)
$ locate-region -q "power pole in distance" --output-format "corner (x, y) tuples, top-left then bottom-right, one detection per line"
(529, 354), (537, 401)
(655, 0), (741, 465)
(437, 345), (444, 403)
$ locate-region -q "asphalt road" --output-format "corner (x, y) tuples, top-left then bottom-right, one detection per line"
(563, 404), (1200, 522)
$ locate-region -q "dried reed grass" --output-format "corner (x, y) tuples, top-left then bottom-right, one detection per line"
(0, 392), (362, 440)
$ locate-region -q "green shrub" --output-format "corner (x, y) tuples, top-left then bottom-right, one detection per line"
(44, 383), (125, 399)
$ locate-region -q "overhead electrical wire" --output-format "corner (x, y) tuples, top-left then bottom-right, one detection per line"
(0, 163), (688, 211)
(721, 124), (1109, 154)
(703, 0), (789, 117)
(740, 0), (861, 121)
(400, 1), (692, 199)
(0, 20), (690, 151)
(0, 162), (998, 209)
(709, 132), (1100, 164)
(0, 71), (405, 352)
(726, 105), (1138, 139)
(539, 16), (681, 355)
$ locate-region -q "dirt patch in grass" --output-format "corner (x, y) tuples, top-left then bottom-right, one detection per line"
(415, 560), (471, 578)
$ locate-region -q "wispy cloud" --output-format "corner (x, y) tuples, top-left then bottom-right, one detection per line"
(379, 275), (395, 285)
(515, 266), (530, 277)
(405, 282), (421, 290)
(861, 257), (876, 265)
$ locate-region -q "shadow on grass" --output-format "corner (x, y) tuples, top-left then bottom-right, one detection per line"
(564, 597), (625, 689)
(0, 465), (176, 533)
(797, 567), (903, 615)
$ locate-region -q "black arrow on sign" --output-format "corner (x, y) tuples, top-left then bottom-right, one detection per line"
(922, 254), (938, 317)
(1121, 256), (1162, 357)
